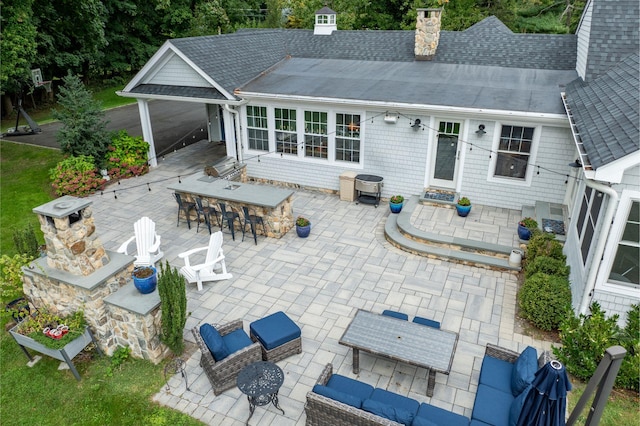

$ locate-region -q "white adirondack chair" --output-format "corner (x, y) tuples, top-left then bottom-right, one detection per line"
(117, 216), (163, 267)
(178, 231), (232, 291)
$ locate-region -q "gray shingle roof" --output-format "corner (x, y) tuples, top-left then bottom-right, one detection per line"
(565, 53), (639, 168)
(583, 0), (639, 81)
(129, 84), (226, 100)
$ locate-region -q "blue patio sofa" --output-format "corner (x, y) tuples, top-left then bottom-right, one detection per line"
(305, 344), (549, 426)
(470, 343), (549, 426)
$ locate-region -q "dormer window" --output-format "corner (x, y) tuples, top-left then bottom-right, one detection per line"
(314, 7), (337, 35)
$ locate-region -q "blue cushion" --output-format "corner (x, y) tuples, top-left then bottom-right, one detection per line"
(469, 421), (493, 426)
(326, 374), (374, 401)
(382, 310), (409, 320)
(412, 417), (438, 426)
(362, 399), (415, 426)
(412, 316), (441, 329)
(370, 388), (420, 414)
(509, 384), (532, 426)
(250, 311), (301, 350)
(222, 328), (253, 354)
(479, 355), (513, 394)
(199, 324), (229, 361)
(312, 384), (362, 408)
(471, 384), (514, 426)
(511, 346), (538, 396)
(416, 402), (470, 426)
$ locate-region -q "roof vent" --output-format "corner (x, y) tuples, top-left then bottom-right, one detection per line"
(314, 7), (337, 35)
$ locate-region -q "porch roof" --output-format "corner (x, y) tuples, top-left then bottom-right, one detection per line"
(238, 57), (578, 115)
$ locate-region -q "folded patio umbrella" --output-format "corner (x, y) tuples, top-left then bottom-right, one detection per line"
(517, 359), (572, 426)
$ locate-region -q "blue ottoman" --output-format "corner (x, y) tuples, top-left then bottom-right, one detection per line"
(250, 311), (302, 362)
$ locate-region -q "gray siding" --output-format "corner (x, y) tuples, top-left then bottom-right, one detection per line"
(147, 54), (209, 87)
(575, 0), (593, 79)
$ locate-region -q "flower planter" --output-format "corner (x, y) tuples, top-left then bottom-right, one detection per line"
(389, 202), (403, 214)
(296, 224), (311, 238)
(132, 266), (157, 294)
(456, 204), (472, 217)
(9, 324), (102, 381)
(518, 223), (532, 241)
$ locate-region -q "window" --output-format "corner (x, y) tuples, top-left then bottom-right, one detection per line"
(275, 108), (297, 155)
(494, 126), (534, 179)
(316, 14), (335, 24)
(247, 106), (268, 151)
(576, 186), (604, 264)
(336, 113), (360, 162)
(608, 201), (639, 286)
(304, 111), (328, 159)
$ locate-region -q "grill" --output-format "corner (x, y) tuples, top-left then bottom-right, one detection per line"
(204, 156), (244, 181)
(355, 174), (383, 207)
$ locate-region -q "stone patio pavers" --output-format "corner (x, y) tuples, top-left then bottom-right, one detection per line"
(83, 140), (555, 425)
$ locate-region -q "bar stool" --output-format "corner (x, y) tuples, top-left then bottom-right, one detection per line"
(242, 206), (267, 245)
(173, 193), (196, 229)
(218, 202), (241, 241)
(195, 197), (220, 234)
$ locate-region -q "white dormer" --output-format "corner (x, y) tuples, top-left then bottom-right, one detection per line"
(314, 7), (337, 35)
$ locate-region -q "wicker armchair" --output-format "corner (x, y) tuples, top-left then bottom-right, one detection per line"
(192, 320), (262, 395)
(484, 343), (551, 367)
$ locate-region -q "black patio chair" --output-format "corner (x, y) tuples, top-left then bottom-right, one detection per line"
(218, 202), (241, 241)
(173, 193), (196, 229)
(195, 197), (221, 234)
(241, 206), (267, 245)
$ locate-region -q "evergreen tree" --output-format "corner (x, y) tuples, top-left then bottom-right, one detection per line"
(158, 261), (187, 355)
(52, 72), (110, 168)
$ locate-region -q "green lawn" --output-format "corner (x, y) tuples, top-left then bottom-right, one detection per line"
(0, 142), (62, 256)
(0, 332), (203, 426)
(567, 376), (640, 425)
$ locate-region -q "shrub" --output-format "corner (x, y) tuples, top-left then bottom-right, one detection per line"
(50, 155), (107, 197)
(158, 261), (187, 355)
(12, 223), (41, 260)
(0, 253), (30, 303)
(617, 304), (640, 391)
(518, 272), (572, 331)
(105, 130), (150, 180)
(525, 232), (565, 264)
(524, 255), (570, 279)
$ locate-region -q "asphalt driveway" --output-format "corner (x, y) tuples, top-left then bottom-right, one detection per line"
(1, 100), (209, 157)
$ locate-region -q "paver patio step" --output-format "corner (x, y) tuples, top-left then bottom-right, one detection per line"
(384, 196), (521, 271)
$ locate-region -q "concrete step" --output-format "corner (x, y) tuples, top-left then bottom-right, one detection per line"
(384, 196), (521, 271)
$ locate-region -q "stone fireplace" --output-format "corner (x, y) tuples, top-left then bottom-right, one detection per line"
(415, 8), (442, 61)
(22, 196), (169, 362)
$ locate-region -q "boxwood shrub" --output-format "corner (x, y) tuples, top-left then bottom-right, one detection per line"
(518, 272), (572, 331)
(524, 255), (570, 278)
(525, 232), (565, 265)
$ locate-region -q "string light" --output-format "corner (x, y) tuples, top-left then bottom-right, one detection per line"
(147, 183), (151, 191)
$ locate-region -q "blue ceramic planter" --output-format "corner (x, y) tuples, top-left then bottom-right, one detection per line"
(389, 202), (403, 214)
(132, 266), (157, 294)
(518, 223), (532, 241)
(296, 224), (311, 238)
(456, 204), (472, 217)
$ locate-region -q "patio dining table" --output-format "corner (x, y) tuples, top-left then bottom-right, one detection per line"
(339, 309), (459, 397)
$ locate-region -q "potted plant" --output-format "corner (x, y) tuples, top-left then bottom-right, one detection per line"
(389, 195), (404, 214)
(455, 196), (472, 217)
(295, 216), (311, 238)
(518, 217), (538, 241)
(132, 265), (157, 294)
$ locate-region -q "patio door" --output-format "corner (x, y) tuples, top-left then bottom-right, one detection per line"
(430, 121), (460, 189)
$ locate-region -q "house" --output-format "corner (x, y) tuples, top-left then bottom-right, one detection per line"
(119, 1), (639, 322)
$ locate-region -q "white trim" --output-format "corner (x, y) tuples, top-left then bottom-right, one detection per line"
(486, 122), (541, 187)
(238, 91), (569, 125)
(115, 91), (247, 106)
(595, 189), (640, 298)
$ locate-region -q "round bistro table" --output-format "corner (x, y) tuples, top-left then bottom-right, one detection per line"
(236, 361), (285, 425)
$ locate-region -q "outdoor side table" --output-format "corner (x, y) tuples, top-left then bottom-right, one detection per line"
(236, 361), (285, 425)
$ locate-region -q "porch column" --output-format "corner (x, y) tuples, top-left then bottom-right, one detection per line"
(137, 99), (158, 167)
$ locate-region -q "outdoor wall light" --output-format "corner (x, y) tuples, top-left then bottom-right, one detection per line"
(568, 158), (582, 168)
(476, 124), (486, 136)
(411, 118), (422, 130)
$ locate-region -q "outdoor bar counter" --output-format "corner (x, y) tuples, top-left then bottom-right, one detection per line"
(168, 173), (295, 238)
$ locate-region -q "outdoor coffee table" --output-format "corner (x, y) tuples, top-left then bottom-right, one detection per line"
(236, 361), (285, 425)
(339, 309), (459, 397)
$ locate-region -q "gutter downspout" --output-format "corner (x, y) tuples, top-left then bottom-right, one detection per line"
(578, 178), (619, 315)
(224, 101), (249, 163)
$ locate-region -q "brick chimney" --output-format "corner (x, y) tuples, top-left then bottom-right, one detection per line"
(415, 8), (442, 61)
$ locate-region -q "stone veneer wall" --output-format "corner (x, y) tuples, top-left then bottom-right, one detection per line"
(415, 8), (442, 60)
(22, 252), (168, 362)
(39, 206), (109, 276)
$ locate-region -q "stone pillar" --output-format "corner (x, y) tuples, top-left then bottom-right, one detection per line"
(415, 8), (442, 61)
